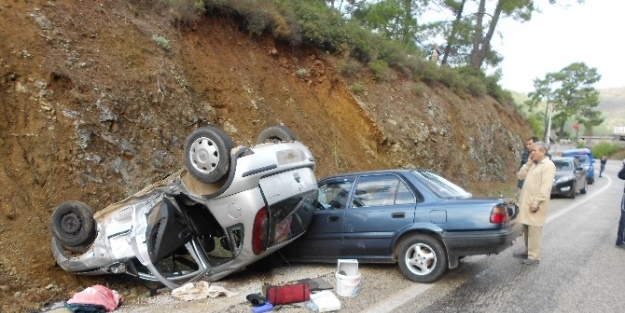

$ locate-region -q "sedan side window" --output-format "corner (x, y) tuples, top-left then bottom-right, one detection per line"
(317, 178), (354, 210)
(353, 175), (415, 207)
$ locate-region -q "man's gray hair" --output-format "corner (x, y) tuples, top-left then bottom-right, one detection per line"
(533, 141), (548, 153)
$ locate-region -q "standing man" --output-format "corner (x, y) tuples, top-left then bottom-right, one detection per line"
(514, 141), (556, 265)
(517, 136), (539, 195)
(600, 155), (607, 177)
(616, 160), (625, 250)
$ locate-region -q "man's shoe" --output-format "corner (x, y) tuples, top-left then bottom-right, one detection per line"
(521, 259), (540, 265)
(616, 243), (625, 250)
(513, 252), (528, 259)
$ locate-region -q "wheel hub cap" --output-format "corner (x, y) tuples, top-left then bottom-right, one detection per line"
(189, 137), (220, 174)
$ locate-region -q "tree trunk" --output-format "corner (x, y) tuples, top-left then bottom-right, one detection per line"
(469, 0), (486, 68)
(470, 0), (503, 69)
(441, 0), (467, 65)
(401, 0), (413, 45)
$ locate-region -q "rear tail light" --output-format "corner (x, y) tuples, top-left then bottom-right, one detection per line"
(252, 207), (268, 255)
(490, 205), (509, 224)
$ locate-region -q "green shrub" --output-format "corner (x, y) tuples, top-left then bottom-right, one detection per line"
(152, 35), (170, 51)
(296, 68), (307, 78)
(339, 59), (362, 78)
(464, 75), (487, 96)
(352, 82), (364, 95)
(368, 59), (390, 81)
(163, 0), (205, 24)
(412, 59), (439, 83)
(591, 141), (620, 158)
(526, 114), (544, 139)
(413, 84), (425, 97)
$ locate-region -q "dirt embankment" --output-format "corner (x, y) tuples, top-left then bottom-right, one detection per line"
(0, 1), (529, 311)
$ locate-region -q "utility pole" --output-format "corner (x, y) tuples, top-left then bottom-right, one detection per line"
(545, 103), (552, 144)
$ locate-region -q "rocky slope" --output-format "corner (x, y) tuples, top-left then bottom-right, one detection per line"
(0, 0), (529, 311)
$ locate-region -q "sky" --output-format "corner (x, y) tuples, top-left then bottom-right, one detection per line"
(495, 0), (625, 93)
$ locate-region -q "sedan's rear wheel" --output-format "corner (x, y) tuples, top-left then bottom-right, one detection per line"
(51, 201), (96, 248)
(397, 234), (447, 283)
(184, 126), (234, 184)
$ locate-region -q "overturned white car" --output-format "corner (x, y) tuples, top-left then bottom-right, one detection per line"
(51, 125), (318, 288)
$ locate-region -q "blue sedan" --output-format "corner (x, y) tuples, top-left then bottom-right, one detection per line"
(280, 169), (522, 283)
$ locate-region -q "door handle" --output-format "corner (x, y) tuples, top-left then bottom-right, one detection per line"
(328, 216), (340, 222)
(391, 212), (405, 218)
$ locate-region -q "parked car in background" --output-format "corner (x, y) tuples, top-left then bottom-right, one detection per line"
(551, 157), (587, 199)
(50, 125), (318, 288)
(279, 169), (522, 283)
(562, 148), (595, 184)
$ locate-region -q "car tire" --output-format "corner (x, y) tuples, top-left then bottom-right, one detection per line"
(397, 234), (447, 283)
(51, 201), (97, 248)
(184, 126), (234, 184)
(256, 125), (296, 144)
(588, 177), (594, 185)
(568, 183), (577, 199)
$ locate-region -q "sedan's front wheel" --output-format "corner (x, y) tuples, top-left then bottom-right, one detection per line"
(397, 234), (447, 283)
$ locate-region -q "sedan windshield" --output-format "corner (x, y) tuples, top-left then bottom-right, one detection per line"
(410, 170), (472, 199)
(573, 155), (589, 164)
(554, 160), (573, 171)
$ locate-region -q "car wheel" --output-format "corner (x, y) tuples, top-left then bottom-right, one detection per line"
(256, 125), (296, 144)
(184, 126), (234, 184)
(397, 234), (447, 283)
(51, 201), (97, 248)
(588, 177), (594, 185)
(568, 183), (577, 199)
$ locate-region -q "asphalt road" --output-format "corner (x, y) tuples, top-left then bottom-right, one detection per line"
(117, 160), (625, 313)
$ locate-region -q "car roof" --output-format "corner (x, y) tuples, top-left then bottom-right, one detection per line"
(320, 168), (415, 180)
(552, 156), (576, 162)
(562, 148), (592, 154)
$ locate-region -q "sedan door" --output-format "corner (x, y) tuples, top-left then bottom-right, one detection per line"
(282, 176), (355, 260)
(340, 174), (417, 259)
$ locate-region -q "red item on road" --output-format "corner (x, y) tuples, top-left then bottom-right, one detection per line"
(67, 285), (122, 311)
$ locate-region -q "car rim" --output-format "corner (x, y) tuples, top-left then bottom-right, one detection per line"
(404, 242), (437, 276)
(60, 212), (82, 235)
(189, 137), (220, 175)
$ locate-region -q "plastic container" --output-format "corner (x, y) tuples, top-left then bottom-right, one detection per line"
(335, 259), (360, 297)
(335, 272), (361, 297)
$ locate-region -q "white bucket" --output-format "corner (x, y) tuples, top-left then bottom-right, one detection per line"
(335, 272), (361, 297)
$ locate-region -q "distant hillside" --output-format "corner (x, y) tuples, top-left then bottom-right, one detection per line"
(508, 88), (625, 134)
(598, 87), (625, 131)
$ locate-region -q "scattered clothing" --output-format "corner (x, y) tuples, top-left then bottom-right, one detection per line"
(171, 281), (237, 301)
(67, 285), (121, 312)
(67, 304), (107, 313)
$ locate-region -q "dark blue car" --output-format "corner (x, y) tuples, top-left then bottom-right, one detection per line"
(280, 169), (522, 283)
(562, 148), (595, 184)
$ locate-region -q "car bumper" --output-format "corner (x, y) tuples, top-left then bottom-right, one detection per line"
(441, 222), (522, 257)
(551, 180), (575, 195)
